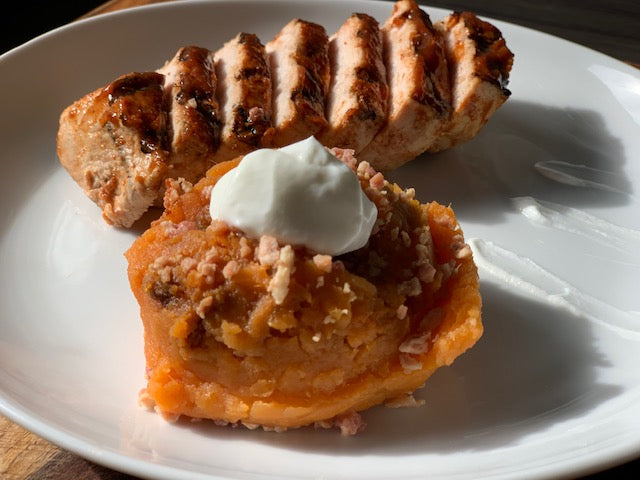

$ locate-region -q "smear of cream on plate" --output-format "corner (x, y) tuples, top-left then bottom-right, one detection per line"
(469, 238), (640, 337)
(534, 160), (629, 195)
(511, 196), (640, 255)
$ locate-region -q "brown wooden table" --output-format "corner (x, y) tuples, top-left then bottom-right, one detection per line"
(1, 1), (639, 478)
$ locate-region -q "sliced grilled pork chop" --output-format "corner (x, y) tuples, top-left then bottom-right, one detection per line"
(213, 33), (274, 162)
(57, 72), (169, 228)
(428, 12), (513, 152)
(318, 13), (388, 153)
(357, 0), (451, 171)
(266, 19), (330, 147)
(157, 45), (221, 185)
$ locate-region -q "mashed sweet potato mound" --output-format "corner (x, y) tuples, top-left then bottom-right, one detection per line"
(125, 151), (482, 434)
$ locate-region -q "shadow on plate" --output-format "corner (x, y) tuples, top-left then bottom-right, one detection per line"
(389, 99), (632, 226)
(177, 280), (620, 455)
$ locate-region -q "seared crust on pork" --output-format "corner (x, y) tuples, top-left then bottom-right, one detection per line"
(56, 1), (513, 228)
(57, 72), (169, 228)
(213, 33), (274, 162)
(158, 46), (221, 186)
(266, 19), (330, 147)
(318, 13), (388, 152)
(357, 0), (452, 171)
(428, 11), (513, 152)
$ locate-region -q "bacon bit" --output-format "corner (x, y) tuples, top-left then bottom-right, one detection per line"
(257, 235), (279, 266)
(163, 182), (180, 208)
(356, 160), (376, 180)
(418, 264), (436, 283)
(436, 216), (455, 229)
(268, 245), (294, 305)
(418, 226), (431, 245)
(334, 411), (367, 436)
(399, 333), (431, 355)
(163, 177), (193, 209)
(196, 295), (213, 319)
(138, 388), (155, 410)
(197, 247), (219, 282)
(261, 425), (288, 433)
(330, 146), (357, 170)
(400, 230), (411, 247)
(151, 256), (174, 284)
(452, 239), (472, 259)
(222, 260), (240, 279)
(312, 254), (332, 273)
(314, 420), (334, 430)
(385, 394), (425, 408)
(159, 220), (197, 237)
(180, 257), (197, 273)
(247, 106), (266, 123)
(398, 277), (422, 297)
(201, 184), (213, 201)
(399, 353), (423, 373)
(401, 187), (416, 200)
(415, 243), (431, 264)
(369, 172), (385, 191)
(396, 304), (408, 320)
(239, 237), (253, 259)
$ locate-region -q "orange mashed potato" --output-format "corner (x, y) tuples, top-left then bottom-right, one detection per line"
(125, 151), (482, 434)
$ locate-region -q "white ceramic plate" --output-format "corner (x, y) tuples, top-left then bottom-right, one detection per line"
(1, 1), (640, 479)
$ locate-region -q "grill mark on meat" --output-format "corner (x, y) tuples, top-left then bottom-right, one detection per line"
(174, 46), (221, 134)
(318, 13), (388, 152)
(158, 46), (221, 189)
(267, 19), (329, 147)
(357, 0), (452, 171)
(105, 72), (168, 154)
(213, 33), (274, 162)
(427, 11), (513, 153)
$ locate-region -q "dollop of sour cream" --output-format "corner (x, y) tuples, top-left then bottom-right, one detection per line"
(209, 136), (377, 256)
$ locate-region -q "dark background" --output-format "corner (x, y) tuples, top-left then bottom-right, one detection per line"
(2, 1), (640, 64)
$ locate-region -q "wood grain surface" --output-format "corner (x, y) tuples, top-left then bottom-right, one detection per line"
(1, 1), (639, 479)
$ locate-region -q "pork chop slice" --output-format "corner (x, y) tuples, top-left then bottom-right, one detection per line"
(57, 71), (169, 228)
(266, 19), (330, 147)
(212, 32), (274, 163)
(317, 13), (388, 153)
(157, 45), (221, 184)
(357, 0), (451, 171)
(428, 11), (513, 152)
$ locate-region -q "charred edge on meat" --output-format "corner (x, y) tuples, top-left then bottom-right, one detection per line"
(290, 20), (329, 118)
(233, 33), (273, 146)
(105, 72), (168, 154)
(407, 11), (449, 115)
(175, 46), (222, 147)
(353, 14), (387, 123)
(453, 11), (513, 95)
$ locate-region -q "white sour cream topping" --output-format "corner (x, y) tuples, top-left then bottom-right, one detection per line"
(209, 136), (377, 256)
